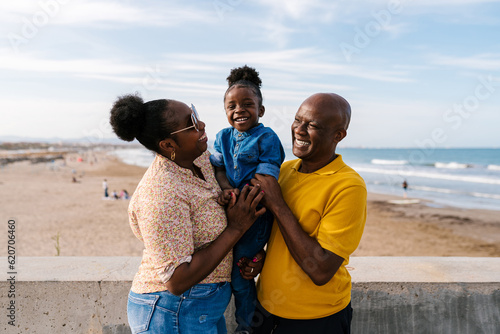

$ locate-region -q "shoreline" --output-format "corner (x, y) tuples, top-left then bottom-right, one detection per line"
(1, 149), (499, 257)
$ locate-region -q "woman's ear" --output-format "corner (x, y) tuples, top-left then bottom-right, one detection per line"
(158, 138), (176, 156)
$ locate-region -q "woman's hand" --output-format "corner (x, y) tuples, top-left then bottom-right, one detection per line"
(225, 184), (266, 234)
(238, 249), (266, 280)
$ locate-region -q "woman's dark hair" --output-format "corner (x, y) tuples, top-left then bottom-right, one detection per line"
(109, 94), (178, 154)
(225, 65), (263, 106)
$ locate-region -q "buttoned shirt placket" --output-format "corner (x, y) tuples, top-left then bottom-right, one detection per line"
(232, 132), (245, 181)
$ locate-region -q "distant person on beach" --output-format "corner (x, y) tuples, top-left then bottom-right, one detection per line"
(247, 93), (367, 334)
(120, 189), (129, 200)
(210, 65), (285, 333)
(402, 180), (408, 198)
(102, 179), (108, 198)
(110, 93), (265, 333)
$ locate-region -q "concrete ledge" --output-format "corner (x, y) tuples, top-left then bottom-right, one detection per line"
(1, 257), (499, 333)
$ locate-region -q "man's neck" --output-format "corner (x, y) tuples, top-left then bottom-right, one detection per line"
(299, 153), (338, 173)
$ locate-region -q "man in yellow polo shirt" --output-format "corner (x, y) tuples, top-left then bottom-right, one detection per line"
(251, 93), (366, 334)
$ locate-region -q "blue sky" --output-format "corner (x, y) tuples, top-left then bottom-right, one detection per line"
(1, 0), (499, 148)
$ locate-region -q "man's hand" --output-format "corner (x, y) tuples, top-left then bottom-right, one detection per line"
(250, 174), (284, 213)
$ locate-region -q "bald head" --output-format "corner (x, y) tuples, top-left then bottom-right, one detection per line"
(302, 93), (351, 130)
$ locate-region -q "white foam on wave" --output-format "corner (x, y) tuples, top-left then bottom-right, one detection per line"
(354, 166), (500, 185)
(435, 162), (471, 169)
(411, 185), (457, 194)
(470, 192), (500, 200)
(394, 185), (500, 201)
(371, 159), (408, 165)
(487, 164), (500, 171)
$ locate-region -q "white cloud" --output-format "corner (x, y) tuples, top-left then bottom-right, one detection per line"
(430, 53), (500, 71)
(0, 48), (146, 75)
(0, 47), (413, 86)
(160, 49), (413, 83)
(335, 0), (500, 8)
(255, 0), (339, 21)
(380, 22), (413, 38)
(0, 0), (213, 29)
(253, 21), (297, 48)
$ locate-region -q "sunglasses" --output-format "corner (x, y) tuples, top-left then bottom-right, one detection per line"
(170, 104), (200, 135)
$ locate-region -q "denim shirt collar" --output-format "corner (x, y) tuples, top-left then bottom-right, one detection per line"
(231, 123), (264, 141)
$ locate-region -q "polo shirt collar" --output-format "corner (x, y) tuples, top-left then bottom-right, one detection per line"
(291, 154), (345, 175)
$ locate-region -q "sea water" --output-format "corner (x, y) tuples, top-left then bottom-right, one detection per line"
(111, 147), (500, 211)
(338, 148), (500, 211)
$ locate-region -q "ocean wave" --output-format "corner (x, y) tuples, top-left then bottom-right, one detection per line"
(487, 164), (500, 171)
(408, 185), (500, 200)
(109, 148), (154, 168)
(371, 159), (408, 165)
(434, 162), (471, 169)
(410, 185), (457, 194)
(354, 166), (500, 185)
(470, 192), (500, 200)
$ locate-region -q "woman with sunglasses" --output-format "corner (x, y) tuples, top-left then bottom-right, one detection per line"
(110, 94), (266, 334)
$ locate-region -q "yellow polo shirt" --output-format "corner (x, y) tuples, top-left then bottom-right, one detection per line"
(256, 155), (366, 319)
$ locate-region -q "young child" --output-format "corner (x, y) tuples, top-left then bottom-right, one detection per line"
(210, 65), (285, 333)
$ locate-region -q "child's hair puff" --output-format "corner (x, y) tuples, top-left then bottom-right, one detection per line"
(226, 65), (262, 88)
(225, 65), (263, 106)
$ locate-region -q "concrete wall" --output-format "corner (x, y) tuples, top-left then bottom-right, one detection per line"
(1, 257), (499, 334)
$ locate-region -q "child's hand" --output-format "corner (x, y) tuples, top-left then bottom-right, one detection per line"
(238, 249), (266, 280)
(217, 188), (240, 206)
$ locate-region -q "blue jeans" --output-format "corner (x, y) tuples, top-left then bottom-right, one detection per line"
(127, 282), (231, 334)
(232, 210), (273, 332)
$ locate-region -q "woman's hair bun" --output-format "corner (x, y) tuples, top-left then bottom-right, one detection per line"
(227, 65), (262, 88)
(109, 93), (145, 142)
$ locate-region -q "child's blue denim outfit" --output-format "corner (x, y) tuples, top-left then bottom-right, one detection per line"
(210, 124), (285, 332)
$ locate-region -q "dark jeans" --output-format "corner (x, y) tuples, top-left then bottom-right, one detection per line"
(231, 210), (273, 332)
(252, 301), (353, 334)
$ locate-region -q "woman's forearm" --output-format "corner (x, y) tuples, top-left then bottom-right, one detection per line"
(166, 226), (242, 295)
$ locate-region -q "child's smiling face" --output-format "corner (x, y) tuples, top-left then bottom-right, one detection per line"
(224, 86), (265, 133)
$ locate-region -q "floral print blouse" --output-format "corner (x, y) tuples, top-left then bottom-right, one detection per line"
(129, 150), (232, 294)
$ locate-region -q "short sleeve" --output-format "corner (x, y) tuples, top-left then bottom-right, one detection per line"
(316, 185), (367, 260)
(132, 186), (195, 283)
(210, 131), (225, 167)
(255, 132), (285, 180)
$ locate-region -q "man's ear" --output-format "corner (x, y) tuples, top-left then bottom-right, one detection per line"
(334, 129), (347, 143)
(258, 105), (265, 117)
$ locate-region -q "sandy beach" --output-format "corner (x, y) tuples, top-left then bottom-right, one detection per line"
(1, 149), (499, 258)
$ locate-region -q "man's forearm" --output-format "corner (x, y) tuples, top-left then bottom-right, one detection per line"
(270, 201), (343, 286)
